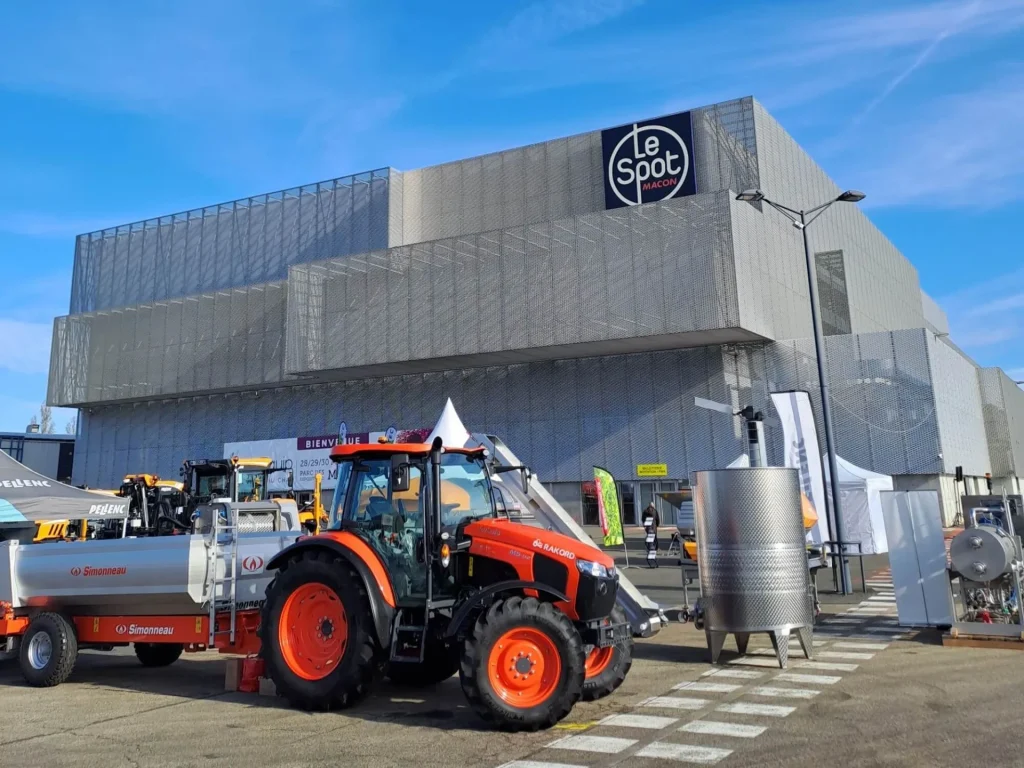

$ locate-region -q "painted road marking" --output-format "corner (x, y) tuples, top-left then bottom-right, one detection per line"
(833, 641), (889, 650)
(869, 596), (896, 602)
(787, 638), (829, 646)
(680, 720), (767, 738)
(776, 672), (841, 685)
(599, 713), (678, 730)
(749, 686), (821, 699)
(636, 742), (733, 763)
(727, 656), (785, 668)
(640, 696), (710, 711)
(545, 735), (636, 754)
(813, 633), (884, 642)
(702, 668), (764, 679)
(674, 681), (741, 693)
(716, 702), (796, 717)
(794, 660), (859, 672)
(819, 650), (875, 660)
(499, 762), (587, 768)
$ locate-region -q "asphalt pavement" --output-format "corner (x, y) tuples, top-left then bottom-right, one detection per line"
(2, 563), (1022, 767)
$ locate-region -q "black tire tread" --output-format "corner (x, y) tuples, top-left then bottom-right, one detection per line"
(134, 642), (183, 667)
(460, 596), (584, 732)
(20, 612), (78, 687)
(580, 605), (633, 701)
(260, 549), (381, 711)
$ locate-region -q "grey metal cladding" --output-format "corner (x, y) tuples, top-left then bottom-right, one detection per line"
(979, 367), (1024, 476)
(286, 192), (743, 376)
(750, 100), (926, 336)
(49, 282), (287, 407)
(388, 98), (759, 246)
(69, 170), (391, 314)
(926, 335), (991, 475)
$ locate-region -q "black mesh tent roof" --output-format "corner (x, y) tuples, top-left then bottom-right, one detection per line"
(0, 450), (128, 529)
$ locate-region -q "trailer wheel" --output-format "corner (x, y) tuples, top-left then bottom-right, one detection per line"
(581, 605), (633, 701)
(134, 642), (183, 667)
(19, 612), (78, 687)
(260, 549), (380, 711)
(460, 596), (584, 732)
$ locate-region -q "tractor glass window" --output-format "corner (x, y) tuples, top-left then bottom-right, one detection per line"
(439, 453), (494, 525)
(197, 473), (229, 500)
(236, 470), (265, 502)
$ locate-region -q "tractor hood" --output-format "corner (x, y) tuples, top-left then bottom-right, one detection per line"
(464, 518), (615, 570)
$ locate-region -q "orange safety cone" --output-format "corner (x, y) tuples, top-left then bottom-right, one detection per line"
(239, 656), (265, 693)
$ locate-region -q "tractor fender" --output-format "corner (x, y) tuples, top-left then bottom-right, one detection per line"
(444, 580), (570, 639)
(266, 538), (395, 650)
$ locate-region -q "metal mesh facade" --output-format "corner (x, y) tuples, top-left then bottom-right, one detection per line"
(69, 170), (391, 314)
(388, 98), (759, 246)
(926, 336), (991, 475)
(979, 368), (1024, 477)
(287, 192), (743, 376)
(50, 282), (287, 406)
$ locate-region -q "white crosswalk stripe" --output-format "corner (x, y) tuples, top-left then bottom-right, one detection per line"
(673, 681), (741, 693)
(599, 713), (678, 730)
(702, 668), (765, 679)
(499, 762), (587, 768)
(749, 685), (821, 699)
(635, 743), (733, 763)
(819, 650), (875, 660)
(640, 696), (710, 711)
(833, 641), (889, 650)
(794, 660), (859, 671)
(680, 720), (767, 738)
(775, 672), (842, 685)
(822, 617), (866, 624)
(716, 702), (796, 717)
(727, 656), (786, 668)
(545, 735), (636, 754)
(868, 596), (896, 602)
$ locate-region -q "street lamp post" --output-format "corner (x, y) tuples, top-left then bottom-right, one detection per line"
(736, 188), (866, 595)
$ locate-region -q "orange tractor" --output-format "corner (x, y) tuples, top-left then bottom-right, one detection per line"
(260, 437), (633, 730)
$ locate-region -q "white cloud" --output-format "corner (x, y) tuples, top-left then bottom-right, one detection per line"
(936, 269), (1024, 376)
(849, 69), (1024, 208)
(0, 319), (54, 375)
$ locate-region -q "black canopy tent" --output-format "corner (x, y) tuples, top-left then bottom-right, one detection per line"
(0, 450), (128, 542)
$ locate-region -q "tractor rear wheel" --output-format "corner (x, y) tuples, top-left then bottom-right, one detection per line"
(581, 605), (632, 701)
(134, 642), (183, 667)
(19, 612), (78, 687)
(460, 596), (584, 732)
(260, 550), (380, 710)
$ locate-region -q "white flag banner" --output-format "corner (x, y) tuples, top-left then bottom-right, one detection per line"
(770, 391), (830, 545)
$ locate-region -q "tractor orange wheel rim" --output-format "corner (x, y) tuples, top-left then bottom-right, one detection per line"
(584, 646), (615, 678)
(278, 582), (348, 681)
(487, 627), (562, 708)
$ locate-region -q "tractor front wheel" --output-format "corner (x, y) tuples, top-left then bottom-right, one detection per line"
(581, 605), (632, 701)
(260, 550), (381, 710)
(460, 596), (584, 732)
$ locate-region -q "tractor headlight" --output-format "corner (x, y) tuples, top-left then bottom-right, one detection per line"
(576, 559), (612, 579)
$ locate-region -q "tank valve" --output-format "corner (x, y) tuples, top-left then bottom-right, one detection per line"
(972, 561), (988, 577)
(969, 536), (983, 549)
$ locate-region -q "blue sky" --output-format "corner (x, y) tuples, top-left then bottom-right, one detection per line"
(1, 0), (1022, 432)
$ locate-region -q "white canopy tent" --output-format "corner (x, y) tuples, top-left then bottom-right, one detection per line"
(825, 455), (893, 555)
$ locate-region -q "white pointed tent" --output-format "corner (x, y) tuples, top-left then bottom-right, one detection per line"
(425, 398), (471, 447)
(825, 455), (893, 555)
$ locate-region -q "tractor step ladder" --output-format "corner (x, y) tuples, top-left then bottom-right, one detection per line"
(390, 611), (428, 663)
(207, 504), (239, 647)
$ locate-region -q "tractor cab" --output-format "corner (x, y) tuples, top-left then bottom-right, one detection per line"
(327, 442), (497, 604)
(181, 457), (292, 507)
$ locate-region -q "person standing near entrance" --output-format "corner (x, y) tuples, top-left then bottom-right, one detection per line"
(642, 502), (660, 568)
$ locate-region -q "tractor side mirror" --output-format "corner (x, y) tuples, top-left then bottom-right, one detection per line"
(391, 453), (411, 493)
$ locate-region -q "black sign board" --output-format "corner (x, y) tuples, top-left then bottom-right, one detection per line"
(601, 110), (697, 210)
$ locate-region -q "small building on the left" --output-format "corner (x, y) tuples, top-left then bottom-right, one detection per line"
(0, 427), (75, 483)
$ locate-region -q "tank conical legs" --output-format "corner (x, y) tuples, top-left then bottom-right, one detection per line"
(707, 630), (728, 664)
(768, 630), (789, 669)
(794, 626), (814, 660)
(734, 632), (750, 656)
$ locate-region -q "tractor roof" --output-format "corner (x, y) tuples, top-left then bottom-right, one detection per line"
(330, 442), (485, 460)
